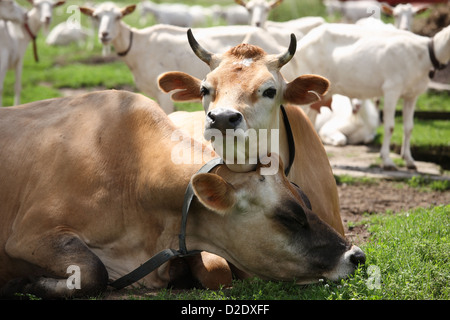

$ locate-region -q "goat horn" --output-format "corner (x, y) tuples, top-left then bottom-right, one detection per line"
(277, 33), (296, 68)
(187, 29), (213, 66)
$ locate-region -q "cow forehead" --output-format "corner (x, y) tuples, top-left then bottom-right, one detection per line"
(207, 53), (279, 93)
(212, 61), (274, 88)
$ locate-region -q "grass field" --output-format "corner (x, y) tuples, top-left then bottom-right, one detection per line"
(3, 0), (450, 301)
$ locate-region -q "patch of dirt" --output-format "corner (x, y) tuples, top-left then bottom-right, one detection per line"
(326, 144), (449, 243)
(338, 180), (450, 244)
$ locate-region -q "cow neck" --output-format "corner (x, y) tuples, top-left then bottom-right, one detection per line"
(279, 105), (295, 177)
(117, 29), (133, 57)
(115, 22), (133, 57)
(109, 157), (223, 290)
(428, 36), (447, 79)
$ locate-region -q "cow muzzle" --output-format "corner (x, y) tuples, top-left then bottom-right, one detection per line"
(322, 245), (366, 282)
(205, 108), (244, 134)
(348, 245), (366, 266)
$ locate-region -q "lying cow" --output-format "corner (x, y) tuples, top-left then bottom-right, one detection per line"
(159, 31), (345, 236)
(0, 91), (365, 299)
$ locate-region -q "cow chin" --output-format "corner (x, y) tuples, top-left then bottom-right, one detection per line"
(233, 244), (364, 285)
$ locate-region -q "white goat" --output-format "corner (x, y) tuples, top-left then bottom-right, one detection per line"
(324, 0), (382, 22)
(266, 16), (325, 36)
(0, 0), (25, 23)
(314, 17), (389, 147)
(315, 95), (379, 146)
(235, 0), (283, 27)
(381, 3), (429, 31)
(138, 1), (213, 28)
(291, 23), (450, 170)
(80, 2), (288, 114)
(0, 0), (65, 107)
(46, 21), (92, 46)
(316, 6), (423, 147)
(138, 1), (191, 27)
(219, 4), (249, 25)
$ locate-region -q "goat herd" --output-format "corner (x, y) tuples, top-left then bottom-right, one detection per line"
(0, 0), (449, 171)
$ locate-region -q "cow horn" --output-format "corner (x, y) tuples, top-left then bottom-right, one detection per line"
(187, 29), (213, 66)
(277, 33), (296, 68)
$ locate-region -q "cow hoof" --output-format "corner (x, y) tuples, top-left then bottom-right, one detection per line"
(382, 164), (398, 171)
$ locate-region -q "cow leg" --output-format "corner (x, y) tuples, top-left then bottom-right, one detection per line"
(401, 97), (417, 170)
(2, 232), (108, 299)
(380, 90), (400, 170)
(185, 252), (233, 290)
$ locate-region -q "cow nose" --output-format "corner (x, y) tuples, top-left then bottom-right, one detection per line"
(349, 245), (366, 266)
(207, 109), (243, 132)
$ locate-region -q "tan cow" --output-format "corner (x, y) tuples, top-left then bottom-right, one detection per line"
(0, 91), (364, 299)
(159, 31), (345, 235)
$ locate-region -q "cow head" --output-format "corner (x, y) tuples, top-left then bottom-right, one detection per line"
(79, 2), (135, 45)
(381, 3), (428, 31)
(28, 0), (65, 33)
(189, 154), (365, 283)
(159, 30), (329, 171)
(235, 0), (283, 27)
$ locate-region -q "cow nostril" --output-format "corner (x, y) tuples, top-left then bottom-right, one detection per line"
(207, 111), (216, 122)
(229, 112), (242, 124)
(350, 247), (366, 266)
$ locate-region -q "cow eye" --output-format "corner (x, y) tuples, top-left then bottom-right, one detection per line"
(262, 88), (276, 99)
(200, 86), (210, 97)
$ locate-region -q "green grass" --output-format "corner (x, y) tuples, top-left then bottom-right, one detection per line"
(374, 118), (450, 149)
(334, 174), (378, 186)
(335, 174), (450, 192)
(105, 205), (449, 300)
(407, 175), (450, 192)
(416, 91), (450, 112)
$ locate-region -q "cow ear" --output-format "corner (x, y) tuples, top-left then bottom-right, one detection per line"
(79, 6), (94, 16)
(284, 74), (329, 105)
(121, 4), (136, 17)
(158, 72), (202, 101)
(191, 173), (236, 213)
(235, 0), (247, 8)
(53, 1), (66, 7)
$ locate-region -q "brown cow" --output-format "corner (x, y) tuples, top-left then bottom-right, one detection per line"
(0, 91), (364, 299)
(158, 31), (345, 235)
